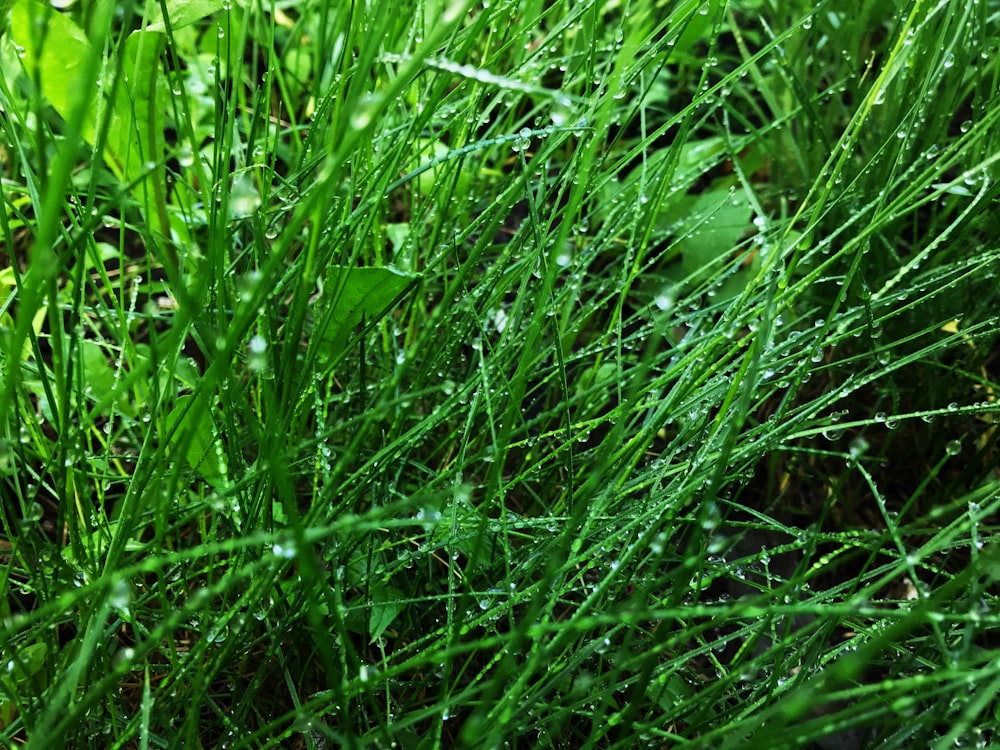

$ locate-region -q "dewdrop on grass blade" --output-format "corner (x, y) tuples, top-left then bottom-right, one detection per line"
(512, 128), (532, 153)
(247, 335), (268, 372)
(272, 541), (297, 559)
(109, 578), (133, 621)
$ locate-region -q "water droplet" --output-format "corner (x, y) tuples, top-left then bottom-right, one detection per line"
(350, 95), (378, 130)
(109, 578), (133, 618)
(228, 175), (261, 220)
(550, 95), (572, 127)
(511, 127), (533, 153)
(112, 647), (136, 671)
(655, 287), (675, 312)
(247, 335), (268, 372)
(650, 532), (667, 555)
(849, 436), (869, 459)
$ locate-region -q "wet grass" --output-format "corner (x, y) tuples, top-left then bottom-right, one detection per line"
(1, 0), (999, 747)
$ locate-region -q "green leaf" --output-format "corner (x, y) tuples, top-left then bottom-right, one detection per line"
(10, 2), (168, 235)
(369, 585), (404, 643)
(115, 29), (167, 199)
(144, 0), (226, 32)
(409, 138), (473, 198)
(676, 187), (752, 281)
(670, 0), (726, 61)
(0, 641), (48, 728)
(5, 642), (47, 685)
(79, 340), (117, 404)
(313, 266), (421, 364)
(10, 1), (96, 141)
(645, 669), (693, 711)
(163, 395), (226, 480)
(596, 137), (725, 233)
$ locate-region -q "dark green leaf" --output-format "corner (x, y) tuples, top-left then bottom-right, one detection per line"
(163, 395), (226, 480)
(369, 585), (404, 643)
(145, 0), (226, 32)
(677, 187), (752, 281)
(313, 266), (420, 364)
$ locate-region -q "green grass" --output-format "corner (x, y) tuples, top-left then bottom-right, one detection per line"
(1, 0), (999, 747)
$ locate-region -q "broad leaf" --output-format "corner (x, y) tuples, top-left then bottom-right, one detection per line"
(163, 395), (226, 480)
(10, 1), (96, 141)
(144, 0), (226, 32)
(79, 340), (117, 404)
(0, 641), (48, 728)
(313, 266), (421, 364)
(677, 187), (752, 281)
(10, 2), (168, 234)
(369, 585), (404, 643)
(115, 30), (167, 210)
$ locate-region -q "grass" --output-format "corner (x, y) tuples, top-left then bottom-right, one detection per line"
(1, 0), (999, 747)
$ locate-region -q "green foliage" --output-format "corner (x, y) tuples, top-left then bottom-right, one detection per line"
(163, 394), (226, 481)
(314, 266), (422, 366)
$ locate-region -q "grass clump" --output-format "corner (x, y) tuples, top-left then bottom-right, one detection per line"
(1, 0), (999, 747)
